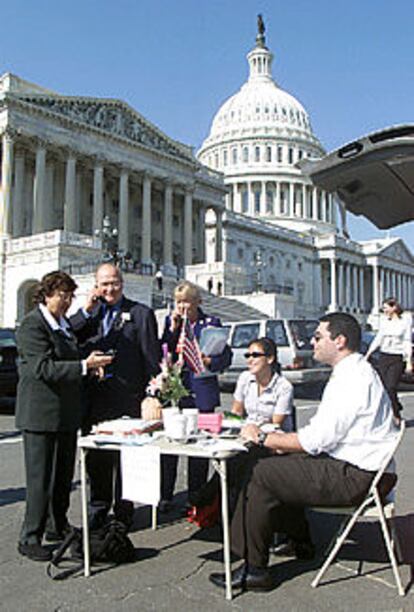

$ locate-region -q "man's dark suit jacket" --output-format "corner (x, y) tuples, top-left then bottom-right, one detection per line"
(15, 307), (82, 432)
(70, 296), (160, 423)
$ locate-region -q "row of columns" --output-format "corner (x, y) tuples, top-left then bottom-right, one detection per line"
(0, 132), (224, 268)
(229, 180), (335, 224)
(371, 262), (413, 312)
(328, 258), (414, 313)
(328, 259), (366, 312)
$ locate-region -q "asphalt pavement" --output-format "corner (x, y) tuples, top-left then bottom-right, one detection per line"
(0, 392), (413, 612)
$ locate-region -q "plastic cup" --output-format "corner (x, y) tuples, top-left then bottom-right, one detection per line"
(185, 409), (199, 436)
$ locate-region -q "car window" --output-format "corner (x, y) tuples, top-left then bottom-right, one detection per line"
(231, 323), (261, 348)
(0, 329), (16, 348)
(288, 320), (318, 350)
(265, 321), (289, 347)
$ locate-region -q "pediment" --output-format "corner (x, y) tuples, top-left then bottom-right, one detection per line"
(9, 93), (195, 163)
(379, 239), (414, 264)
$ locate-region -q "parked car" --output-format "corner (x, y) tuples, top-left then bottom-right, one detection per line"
(0, 328), (18, 398)
(219, 318), (331, 390)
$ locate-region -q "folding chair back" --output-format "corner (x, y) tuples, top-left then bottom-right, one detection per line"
(311, 420), (405, 596)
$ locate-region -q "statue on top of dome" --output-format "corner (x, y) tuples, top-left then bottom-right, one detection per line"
(256, 14), (266, 46)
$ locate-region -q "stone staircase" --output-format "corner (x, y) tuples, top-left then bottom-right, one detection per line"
(151, 277), (267, 323)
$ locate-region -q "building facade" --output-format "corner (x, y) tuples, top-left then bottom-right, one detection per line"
(188, 21), (414, 325)
(0, 73), (226, 326)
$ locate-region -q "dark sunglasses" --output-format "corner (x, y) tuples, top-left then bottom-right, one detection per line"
(244, 351), (267, 359)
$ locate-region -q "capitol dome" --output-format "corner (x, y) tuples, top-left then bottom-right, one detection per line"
(198, 21), (339, 234)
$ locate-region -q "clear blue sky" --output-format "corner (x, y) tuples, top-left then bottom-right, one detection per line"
(2, 0), (414, 249)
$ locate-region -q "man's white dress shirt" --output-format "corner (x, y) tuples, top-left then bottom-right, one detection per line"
(298, 353), (398, 472)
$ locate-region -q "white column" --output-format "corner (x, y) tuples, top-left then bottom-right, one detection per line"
(312, 188), (318, 220)
(379, 267), (385, 305)
(260, 181), (267, 216)
(289, 183), (294, 216)
(63, 154), (77, 232)
(197, 203), (206, 263)
(353, 265), (358, 309)
(231, 183), (239, 212)
(163, 181), (173, 267)
(215, 208), (223, 262)
(397, 273), (402, 303)
(92, 162), (104, 235)
(359, 267), (365, 311)
(345, 263), (351, 309)
(0, 132), (13, 235)
(118, 169), (129, 252)
(338, 262), (344, 309)
(275, 181), (281, 215)
(329, 258), (337, 311)
(391, 272), (396, 296)
(13, 150), (25, 237)
(302, 184), (307, 217)
(372, 262), (380, 314)
(32, 144), (47, 233)
(184, 188), (193, 266)
(248, 182), (254, 215)
(141, 173), (152, 264)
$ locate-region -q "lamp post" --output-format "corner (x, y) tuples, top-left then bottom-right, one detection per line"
(254, 249), (263, 292)
(95, 215), (133, 270)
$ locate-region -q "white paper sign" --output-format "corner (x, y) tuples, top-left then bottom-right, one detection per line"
(121, 445), (161, 505)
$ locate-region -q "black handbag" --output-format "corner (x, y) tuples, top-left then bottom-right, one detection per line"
(47, 521), (135, 580)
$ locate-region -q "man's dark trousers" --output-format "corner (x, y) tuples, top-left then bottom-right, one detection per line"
(231, 452), (375, 568)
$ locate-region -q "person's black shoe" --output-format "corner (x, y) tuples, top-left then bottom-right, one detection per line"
(158, 499), (173, 514)
(209, 562), (273, 592)
(18, 542), (52, 562)
(293, 539), (315, 560)
(44, 523), (73, 542)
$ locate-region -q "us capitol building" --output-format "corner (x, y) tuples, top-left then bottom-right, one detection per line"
(0, 18), (413, 327)
(189, 20), (414, 323)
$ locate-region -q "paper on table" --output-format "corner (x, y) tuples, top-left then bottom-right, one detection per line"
(199, 326), (229, 357)
(121, 445), (161, 505)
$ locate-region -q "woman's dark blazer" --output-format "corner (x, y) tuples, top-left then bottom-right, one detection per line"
(15, 307), (83, 432)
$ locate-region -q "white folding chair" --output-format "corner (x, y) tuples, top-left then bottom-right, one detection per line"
(311, 420), (405, 596)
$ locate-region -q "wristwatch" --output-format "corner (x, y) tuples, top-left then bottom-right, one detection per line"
(257, 431), (268, 447)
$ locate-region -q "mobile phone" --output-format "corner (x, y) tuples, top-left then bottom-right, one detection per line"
(105, 349), (116, 356)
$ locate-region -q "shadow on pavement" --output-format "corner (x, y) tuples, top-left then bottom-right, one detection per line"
(0, 486), (26, 507)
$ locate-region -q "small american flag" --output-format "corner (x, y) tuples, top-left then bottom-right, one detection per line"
(176, 315), (205, 375)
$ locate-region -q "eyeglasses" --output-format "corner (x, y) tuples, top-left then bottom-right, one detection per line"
(98, 281), (122, 289)
(244, 351), (267, 359)
(57, 291), (75, 302)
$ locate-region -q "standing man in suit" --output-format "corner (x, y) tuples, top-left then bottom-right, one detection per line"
(71, 263), (161, 528)
(16, 271), (112, 561)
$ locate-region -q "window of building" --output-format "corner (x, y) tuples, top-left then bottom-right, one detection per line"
(266, 190), (274, 214)
(232, 147), (237, 164)
(277, 145), (283, 163)
(298, 149), (303, 160)
(288, 148), (294, 164)
(214, 153), (219, 168)
(223, 149), (228, 166)
(254, 191), (261, 213)
(243, 147), (249, 163)
(242, 190), (249, 213)
(255, 146), (260, 162)
(266, 146), (272, 162)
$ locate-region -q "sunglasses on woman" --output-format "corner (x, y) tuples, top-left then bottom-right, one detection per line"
(244, 351), (267, 359)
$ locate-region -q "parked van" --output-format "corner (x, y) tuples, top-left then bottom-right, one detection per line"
(219, 319), (330, 389)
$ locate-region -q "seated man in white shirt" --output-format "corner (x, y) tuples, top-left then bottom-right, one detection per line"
(209, 312), (398, 593)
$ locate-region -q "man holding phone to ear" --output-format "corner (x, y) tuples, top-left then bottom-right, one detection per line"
(71, 263), (160, 528)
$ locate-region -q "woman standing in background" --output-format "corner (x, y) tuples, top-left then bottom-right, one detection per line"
(365, 297), (412, 423)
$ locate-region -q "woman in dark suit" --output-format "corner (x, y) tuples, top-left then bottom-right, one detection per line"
(16, 271), (112, 561)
